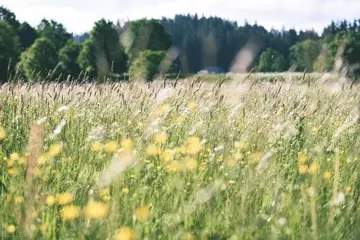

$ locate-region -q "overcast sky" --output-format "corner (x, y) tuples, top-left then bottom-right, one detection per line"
(2, 0), (359, 34)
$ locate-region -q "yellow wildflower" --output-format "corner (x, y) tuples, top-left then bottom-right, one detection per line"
(114, 227), (135, 240)
(233, 152), (244, 160)
(6, 225), (16, 233)
(146, 144), (159, 156)
(299, 164), (308, 174)
(15, 196), (24, 204)
(104, 141), (118, 153)
(175, 146), (187, 154)
(18, 156), (26, 164)
(83, 200), (109, 219)
(56, 192), (73, 205)
(8, 168), (19, 176)
(37, 154), (50, 165)
(31, 211), (38, 218)
(166, 161), (182, 173)
(298, 153), (308, 164)
(122, 188), (129, 194)
(183, 157), (198, 171)
(235, 141), (249, 150)
(100, 188), (111, 201)
(248, 152), (262, 165)
(154, 132), (167, 144)
(100, 188), (110, 197)
(39, 224), (48, 232)
(48, 144), (62, 157)
(134, 206), (150, 222)
(311, 127), (318, 135)
(183, 232), (195, 240)
(91, 142), (102, 151)
(225, 157), (237, 167)
(306, 187), (315, 197)
(184, 136), (202, 155)
(10, 152), (19, 161)
(188, 102), (197, 112)
(175, 116), (185, 125)
(46, 195), (56, 206)
(323, 171), (332, 180)
(60, 205), (80, 221)
(7, 159), (15, 167)
(309, 162), (318, 174)
(345, 186), (352, 192)
(160, 103), (171, 112)
(33, 167), (41, 177)
(0, 126), (6, 141)
(160, 149), (174, 163)
(121, 138), (133, 151)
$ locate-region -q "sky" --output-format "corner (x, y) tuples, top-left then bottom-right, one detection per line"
(2, 0), (360, 34)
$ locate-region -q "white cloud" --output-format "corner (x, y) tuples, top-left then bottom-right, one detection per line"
(2, 0), (360, 33)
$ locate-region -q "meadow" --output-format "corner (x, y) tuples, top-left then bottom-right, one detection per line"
(1, 73), (360, 240)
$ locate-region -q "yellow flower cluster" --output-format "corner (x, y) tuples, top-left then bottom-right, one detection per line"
(52, 192), (109, 221)
(113, 227), (135, 240)
(297, 153), (318, 174)
(134, 206), (151, 222)
(91, 138), (134, 153)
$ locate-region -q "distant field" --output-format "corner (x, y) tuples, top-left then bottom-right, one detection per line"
(1, 76), (360, 239)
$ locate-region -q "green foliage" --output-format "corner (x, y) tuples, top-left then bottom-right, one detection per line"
(59, 40), (81, 78)
(290, 40), (322, 72)
(37, 19), (72, 51)
(129, 50), (171, 81)
(341, 33), (360, 78)
(256, 48), (287, 72)
(0, 20), (20, 82)
(3, 7), (360, 82)
(78, 19), (128, 81)
(313, 32), (360, 78)
(20, 37), (58, 81)
(0, 6), (19, 29)
(77, 39), (97, 77)
(18, 22), (38, 50)
(124, 19), (171, 60)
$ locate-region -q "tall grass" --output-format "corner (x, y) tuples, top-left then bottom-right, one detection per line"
(1, 76), (360, 239)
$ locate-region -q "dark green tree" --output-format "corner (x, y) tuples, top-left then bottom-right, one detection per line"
(37, 19), (72, 51)
(256, 48), (287, 72)
(77, 39), (97, 77)
(20, 37), (58, 80)
(341, 33), (360, 78)
(59, 40), (81, 78)
(18, 22), (38, 50)
(128, 50), (171, 81)
(78, 19), (128, 80)
(290, 40), (322, 72)
(0, 21), (20, 82)
(124, 19), (171, 60)
(0, 6), (20, 29)
(323, 32), (360, 77)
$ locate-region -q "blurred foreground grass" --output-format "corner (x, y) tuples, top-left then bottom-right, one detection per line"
(1, 76), (360, 239)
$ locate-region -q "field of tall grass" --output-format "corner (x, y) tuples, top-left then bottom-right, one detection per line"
(1, 75), (360, 239)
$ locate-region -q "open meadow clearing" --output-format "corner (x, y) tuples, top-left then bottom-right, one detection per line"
(1, 75), (360, 239)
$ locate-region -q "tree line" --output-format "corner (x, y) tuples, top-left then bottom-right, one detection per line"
(1, 5), (360, 82)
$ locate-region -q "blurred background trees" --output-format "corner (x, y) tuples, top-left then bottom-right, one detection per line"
(1, 5), (360, 82)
